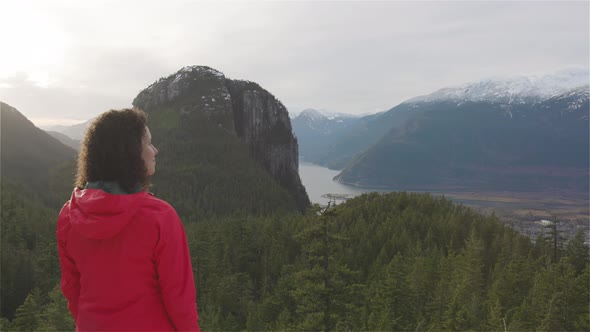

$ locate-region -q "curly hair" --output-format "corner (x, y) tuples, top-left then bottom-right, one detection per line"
(76, 108), (149, 193)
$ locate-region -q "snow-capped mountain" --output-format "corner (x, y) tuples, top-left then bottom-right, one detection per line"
(291, 108), (390, 169)
(317, 110), (361, 120)
(298, 108), (328, 128)
(292, 108), (365, 165)
(335, 70), (589, 193)
(292, 108), (361, 133)
(405, 68), (589, 105)
(289, 108), (361, 120)
(542, 85), (590, 113)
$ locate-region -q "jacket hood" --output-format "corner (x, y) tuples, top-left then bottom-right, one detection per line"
(67, 188), (148, 239)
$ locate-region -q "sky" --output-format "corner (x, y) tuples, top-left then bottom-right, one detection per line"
(0, 0), (588, 126)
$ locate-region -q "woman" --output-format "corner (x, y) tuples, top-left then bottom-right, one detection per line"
(57, 108), (199, 331)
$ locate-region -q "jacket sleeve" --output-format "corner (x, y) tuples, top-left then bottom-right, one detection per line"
(155, 207), (199, 331)
(56, 204), (80, 320)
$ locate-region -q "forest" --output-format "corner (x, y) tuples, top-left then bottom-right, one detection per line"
(1, 181), (588, 331)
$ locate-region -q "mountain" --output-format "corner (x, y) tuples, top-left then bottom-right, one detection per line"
(45, 119), (93, 140)
(0, 102), (77, 194)
(132, 65), (310, 217)
(406, 68), (589, 105)
(292, 109), (360, 135)
(45, 131), (80, 151)
(292, 109), (361, 164)
(0, 104), (77, 321)
(336, 71), (589, 193)
(291, 109), (391, 169)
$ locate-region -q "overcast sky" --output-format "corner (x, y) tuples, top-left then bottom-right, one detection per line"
(0, 0), (588, 126)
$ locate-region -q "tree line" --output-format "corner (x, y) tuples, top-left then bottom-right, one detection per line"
(1, 185), (588, 331)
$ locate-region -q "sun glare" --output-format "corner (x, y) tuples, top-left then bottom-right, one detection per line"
(0, 1), (68, 87)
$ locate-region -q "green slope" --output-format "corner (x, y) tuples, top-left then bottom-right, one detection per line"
(336, 96), (589, 192)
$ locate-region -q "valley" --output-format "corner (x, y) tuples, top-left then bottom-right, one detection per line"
(2, 65), (589, 331)
(435, 190), (589, 241)
(300, 161), (589, 242)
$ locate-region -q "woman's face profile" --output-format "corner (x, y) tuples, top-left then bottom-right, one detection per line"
(142, 126), (158, 176)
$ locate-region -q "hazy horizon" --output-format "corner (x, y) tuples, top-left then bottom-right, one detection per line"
(1, 0), (588, 127)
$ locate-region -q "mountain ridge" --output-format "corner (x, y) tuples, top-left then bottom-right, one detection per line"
(0, 102), (77, 198)
(405, 68), (589, 105)
(335, 85), (589, 193)
(291, 108), (385, 169)
(45, 119), (93, 140)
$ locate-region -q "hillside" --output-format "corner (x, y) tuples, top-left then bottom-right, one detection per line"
(0, 103), (77, 320)
(292, 109), (362, 167)
(44, 119), (92, 141)
(0, 102), (77, 194)
(336, 77), (589, 193)
(292, 110), (390, 169)
(45, 131), (80, 151)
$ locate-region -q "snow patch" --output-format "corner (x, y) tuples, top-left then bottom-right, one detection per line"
(404, 68), (589, 105)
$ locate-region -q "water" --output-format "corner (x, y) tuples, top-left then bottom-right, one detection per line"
(298, 161), (383, 205)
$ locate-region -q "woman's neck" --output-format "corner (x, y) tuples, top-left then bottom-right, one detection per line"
(85, 181), (143, 194)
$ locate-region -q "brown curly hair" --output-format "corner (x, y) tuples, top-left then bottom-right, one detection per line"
(76, 108), (150, 193)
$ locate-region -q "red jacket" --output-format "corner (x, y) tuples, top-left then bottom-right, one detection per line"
(57, 188), (199, 331)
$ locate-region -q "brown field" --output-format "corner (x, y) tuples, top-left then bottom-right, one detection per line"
(426, 190), (589, 240)
(437, 190), (589, 222)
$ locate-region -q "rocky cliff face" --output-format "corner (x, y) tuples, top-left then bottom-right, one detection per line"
(225, 80), (306, 206)
(133, 66), (309, 211)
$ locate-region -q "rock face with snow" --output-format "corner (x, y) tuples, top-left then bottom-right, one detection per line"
(134, 66), (235, 128)
(133, 66), (309, 213)
(336, 69), (590, 193)
(406, 68), (589, 105)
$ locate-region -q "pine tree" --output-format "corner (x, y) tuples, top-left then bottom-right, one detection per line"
(572, 265), (590, 330)
(444, 228), (485, 330)
(544, 216), (565, 263)
(12, 288), (43, 331)
(565, 229), (589, 275)
(486, 257), (534, 330)
(0, 317), (13, 331)
(368, 253), (415, 331)
(38, 284), (75, 331)
(293, 204), (364, 331)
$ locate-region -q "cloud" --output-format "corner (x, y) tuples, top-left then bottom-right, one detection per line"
(1, 73), (131, 124)
(1, 0), (588, 123)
